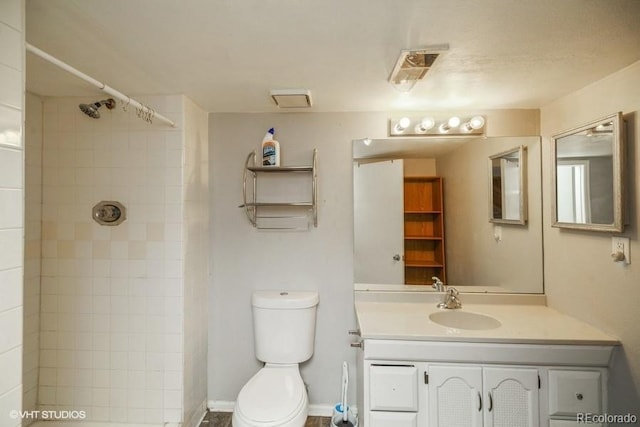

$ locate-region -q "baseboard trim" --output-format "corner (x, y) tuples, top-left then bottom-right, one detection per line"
(307, 404), (335, 417)
(207, 400), (234, 412)
(207, 400), (341, 417)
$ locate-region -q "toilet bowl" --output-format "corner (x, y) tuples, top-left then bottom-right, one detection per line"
(232, 291), (319, 427)
(232, 364), (308, 427)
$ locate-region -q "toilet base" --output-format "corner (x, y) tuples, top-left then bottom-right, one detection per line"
(232, 393), (308, 427)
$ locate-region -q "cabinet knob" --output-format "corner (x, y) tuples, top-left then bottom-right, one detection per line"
(350, 341), (363, 349)
(393, 254), (401, 261)
(348, 329), (361, 336)
(576, 393), (584, 400)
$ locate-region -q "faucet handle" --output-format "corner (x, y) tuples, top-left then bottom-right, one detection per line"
(437, 286), (462, 309)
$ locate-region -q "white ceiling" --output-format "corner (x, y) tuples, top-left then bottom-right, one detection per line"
(25, 0), (640, 113)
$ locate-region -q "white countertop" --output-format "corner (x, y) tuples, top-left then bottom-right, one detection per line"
(355, 300), (619, 346)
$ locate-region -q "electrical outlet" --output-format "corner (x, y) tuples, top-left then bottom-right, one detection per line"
(611, 237), (630, 264)
(493, 225), (502, 242)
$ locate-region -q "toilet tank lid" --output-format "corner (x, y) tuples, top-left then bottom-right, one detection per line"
(252, 291), (319, 309)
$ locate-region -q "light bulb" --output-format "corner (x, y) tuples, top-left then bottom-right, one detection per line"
(461, 116), (486, 132)
(448, 116), (461, 128)
(394, 117), (411, 133)
(469, 116), (485, 129)
(415, 117), (435, 133)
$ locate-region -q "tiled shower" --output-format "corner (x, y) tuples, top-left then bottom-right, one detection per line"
(22, 93), (209, 426)
(0, 2), (25, 426)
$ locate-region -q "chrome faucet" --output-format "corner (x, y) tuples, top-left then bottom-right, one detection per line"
(431, 276), (445, 292)
(438, 287), (462, 309)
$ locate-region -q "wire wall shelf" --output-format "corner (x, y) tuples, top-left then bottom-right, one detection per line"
(239, 149), (318, 230)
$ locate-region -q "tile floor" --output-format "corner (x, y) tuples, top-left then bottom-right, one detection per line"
(200, 411), (332, 427)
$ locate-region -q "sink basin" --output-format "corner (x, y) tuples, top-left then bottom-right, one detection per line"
(429, 310), (502, 330)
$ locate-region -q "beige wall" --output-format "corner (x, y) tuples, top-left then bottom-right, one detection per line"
(439, 136), (543, 292)
(208, 109), (539, 408)
(403, 158), (436, 176)
(0, 1), (24, 426)
(541, 60), (640, 411)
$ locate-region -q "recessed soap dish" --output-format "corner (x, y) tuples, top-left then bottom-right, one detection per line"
(92, 201), (126, 226)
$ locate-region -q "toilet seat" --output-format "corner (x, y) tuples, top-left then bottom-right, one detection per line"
(233, 365), (308, 427)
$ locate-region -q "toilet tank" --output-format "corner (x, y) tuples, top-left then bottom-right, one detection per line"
(252, 291), (319, 364)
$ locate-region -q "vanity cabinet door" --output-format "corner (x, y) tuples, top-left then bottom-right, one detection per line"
(428, 365), (483, 427)
(428, 365), (539, 427)
(483, 367), (539, 427)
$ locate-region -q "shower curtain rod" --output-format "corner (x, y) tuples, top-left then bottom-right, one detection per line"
(26, 43), (177, 128)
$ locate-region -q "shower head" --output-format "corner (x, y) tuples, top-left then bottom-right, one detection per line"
(78, 98), (116, 119)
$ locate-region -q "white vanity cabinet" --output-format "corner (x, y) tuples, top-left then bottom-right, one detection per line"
(357, 340), (613, 427)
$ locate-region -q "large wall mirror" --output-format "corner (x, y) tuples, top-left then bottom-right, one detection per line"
(353, 136), (543, 294)
(489, 146), (527, 225)
(551, 112), (625, 232)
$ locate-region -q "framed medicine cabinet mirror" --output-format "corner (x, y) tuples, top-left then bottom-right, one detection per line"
(489, 146), (527, 225)
(551, 112), (625, 232)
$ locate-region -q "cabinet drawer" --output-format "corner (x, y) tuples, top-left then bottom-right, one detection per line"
(550, 420), (603, 427)
(369, 411), (417, 427)
(369, 365), (418, 411)
(549, 370), (602, 416)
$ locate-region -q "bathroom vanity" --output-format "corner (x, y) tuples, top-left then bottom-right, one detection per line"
(353, 291), (618, 427)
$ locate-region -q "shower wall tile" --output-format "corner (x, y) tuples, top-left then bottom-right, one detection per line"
(39, 95), (189, 423)
(0, 268), (22, 312)
(0, 105), (23, 149)
(0, 188), (23, 228)
(0, 147), (23, 186)
(0, 346), (21, 392)
(0, 307), (22, 353)
(0, 22), (22, 70)
(0, 228), (23, 271)
(0, 65), (22, 110)
(0, 0), (22, 30)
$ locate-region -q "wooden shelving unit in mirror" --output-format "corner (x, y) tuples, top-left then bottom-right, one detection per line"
(403, 176), (445, 285)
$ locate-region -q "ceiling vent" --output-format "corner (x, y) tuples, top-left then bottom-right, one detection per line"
(270, 89), (312, 108)
(388, 45), (449, 92)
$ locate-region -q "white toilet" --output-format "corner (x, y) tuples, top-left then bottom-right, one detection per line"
(232, 290), (319, 427)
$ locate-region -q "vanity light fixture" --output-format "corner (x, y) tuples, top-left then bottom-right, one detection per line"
(388, 115), (486, 137)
